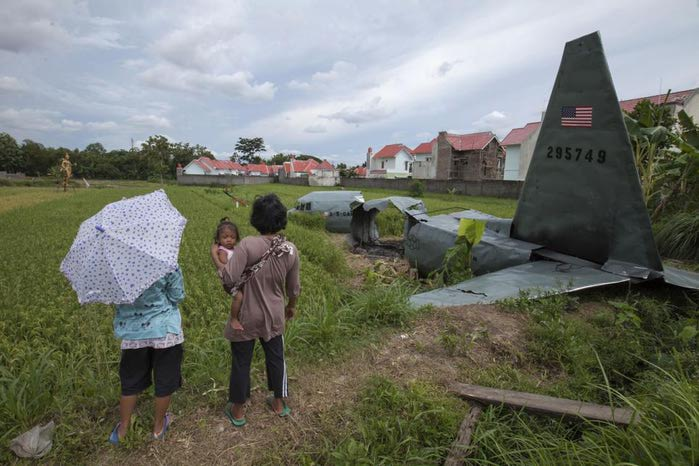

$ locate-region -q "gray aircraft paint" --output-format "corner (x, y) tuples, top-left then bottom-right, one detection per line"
(350, 196), (425, 244)
(409, 31), (699, 307)
(288, 191), (364, 233)
(511, 31), (662, 277)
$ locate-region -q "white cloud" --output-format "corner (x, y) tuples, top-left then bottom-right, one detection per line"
(472, 110), (511, 137)
(0, 76), (27, 92)
(140, 64), (276, 100)
(129, 114), (172, 128)
(87, 121), (118, 131)
(61, 119), (83, 131)
(312, 61), (356, 82)
(0, 0), (126, 52)
(287, 80), (311, 91)
(304, 124), (327, 133)
(288, 61), (357, 91)
(321, 97), (394, 125)
(122, 59), (147, 69)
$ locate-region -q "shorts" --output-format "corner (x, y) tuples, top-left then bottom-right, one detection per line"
(119, 344), (183, 397)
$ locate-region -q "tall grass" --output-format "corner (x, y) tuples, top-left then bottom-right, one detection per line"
(469, 369), (699, 465)
(320, 377), (467, 464)
(0, 184), (424, 463)
(655, 210), (699, 261)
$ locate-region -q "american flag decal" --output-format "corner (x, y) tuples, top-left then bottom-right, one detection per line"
(561, 106), (592, 127)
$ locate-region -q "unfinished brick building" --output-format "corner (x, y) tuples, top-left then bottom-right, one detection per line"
(434, 131), (505, 180)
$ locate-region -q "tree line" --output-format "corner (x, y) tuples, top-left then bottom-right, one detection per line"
(0, 133), (212, 181)
(0, 133), (358, 180)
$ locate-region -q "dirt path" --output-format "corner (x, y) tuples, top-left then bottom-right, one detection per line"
(96, 304), (527, 465)
(96, 240), (529, 465)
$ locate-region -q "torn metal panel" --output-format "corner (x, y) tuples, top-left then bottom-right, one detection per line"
(359, 196), (426, 214)
(662, 265), (699, 290)
(350, 196), (425, 244)
(404, 209), (539, 277)
(409, 261), (630, 307)
(288, 190), (364, 233)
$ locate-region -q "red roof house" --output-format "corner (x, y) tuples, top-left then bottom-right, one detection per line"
(501, 122), (541, 146)
(373, 143), (413, 159)
(619, 88), (697, 113)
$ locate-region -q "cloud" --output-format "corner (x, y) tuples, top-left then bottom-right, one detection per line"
(129, 114), (172, 128)
(0, 76), (27, 92)
(87, 121), (118, 131)
(122, 59), (147, 69)
(61, 119), (83, 131)
(312, 61), (356, 82)
(304, 124), (327, 133)
(435, 60), (460, 77)
(0, 0), (125, 52)
(287, 80), (311, 91)
(288, 61), (357, 91)
(472, 110), (512, 137)
(321, 97), (394, 125)
(140, 64), (276, 100)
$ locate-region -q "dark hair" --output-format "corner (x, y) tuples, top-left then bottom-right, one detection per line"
(215, 217), (241, 242)
(250, 194), (288, 234)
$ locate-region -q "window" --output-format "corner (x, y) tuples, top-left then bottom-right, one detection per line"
(305, 202), (312, 210)
(297, 203), (304, 211)
(381, 161), (385, 169)
(404, 161), (408, 171)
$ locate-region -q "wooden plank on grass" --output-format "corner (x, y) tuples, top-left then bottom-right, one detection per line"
(444, 404), (483, 466)
(450, 383), (637, 426)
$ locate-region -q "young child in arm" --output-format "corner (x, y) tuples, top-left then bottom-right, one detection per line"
(215, 218), (245, 331)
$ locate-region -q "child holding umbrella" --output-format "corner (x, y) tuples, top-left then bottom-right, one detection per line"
(60, 190), (188, 444)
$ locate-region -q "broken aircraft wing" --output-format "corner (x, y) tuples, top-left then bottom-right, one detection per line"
(410, 261), (630, 307)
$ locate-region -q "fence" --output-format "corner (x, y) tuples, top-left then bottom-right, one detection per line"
(178, 173), (524, 199)
(176, 174), (274, 186)
(340, 178), (523, 199)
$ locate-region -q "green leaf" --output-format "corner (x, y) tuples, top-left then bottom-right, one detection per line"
(457, 218), (485, 246)
(677, 325), (698, 345)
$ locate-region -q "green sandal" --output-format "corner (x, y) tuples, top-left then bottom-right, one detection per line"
(266, 396), (291, 417)
(224, 402), (246, 427)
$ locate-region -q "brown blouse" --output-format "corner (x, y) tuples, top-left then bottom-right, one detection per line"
(221, 236), (301, 342)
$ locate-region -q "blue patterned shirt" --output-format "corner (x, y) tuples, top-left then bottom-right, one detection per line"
(114, 269), (185, 340)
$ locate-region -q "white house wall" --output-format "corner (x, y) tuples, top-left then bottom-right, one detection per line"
(503, 145), (521, 180)
(183, 163), (207, 175)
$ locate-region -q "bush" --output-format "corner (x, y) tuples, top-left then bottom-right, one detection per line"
(655, 211), (699, 261)
(408, 180), (424, 197)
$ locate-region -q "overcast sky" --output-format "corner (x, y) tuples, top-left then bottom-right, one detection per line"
(1, 0), (698, 165)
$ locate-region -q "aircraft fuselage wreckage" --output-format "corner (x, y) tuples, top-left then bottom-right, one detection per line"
(409, 31), (699, 307)
(288, 191), (364, 233)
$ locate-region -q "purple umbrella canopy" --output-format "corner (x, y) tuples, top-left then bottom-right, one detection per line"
(60, 189), (187, 305)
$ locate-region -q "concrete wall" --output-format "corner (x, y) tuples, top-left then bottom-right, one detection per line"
(277, 176), (308, 186)
(339, 177), (523, 198)
(309, 176), (339, 187)
(177, 174), (273, 186)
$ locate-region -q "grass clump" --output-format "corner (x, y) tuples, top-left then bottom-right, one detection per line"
(287, 211), (327, 231)
(655, 210), (699, 261)
(469, 369), (699, 465)
(374, 209), (405, 237)
(323, 377), (466, 464)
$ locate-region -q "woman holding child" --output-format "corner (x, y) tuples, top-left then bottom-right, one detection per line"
(211, 193), (301, 426)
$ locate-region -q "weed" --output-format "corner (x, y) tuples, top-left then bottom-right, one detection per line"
(322, 377), (467, 464)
